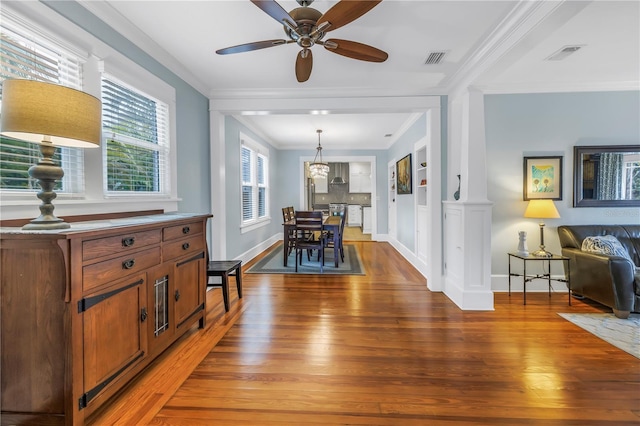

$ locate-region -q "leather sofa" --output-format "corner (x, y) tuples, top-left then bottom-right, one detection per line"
(557, 225), (640, 319)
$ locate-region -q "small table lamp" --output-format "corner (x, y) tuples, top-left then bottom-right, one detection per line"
(0, 79), (101, 230)
(524, 199), (560, 257)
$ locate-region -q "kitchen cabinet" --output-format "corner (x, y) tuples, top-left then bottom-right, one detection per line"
(362, 206), (372, 234)
(349, 162), (372, 193)
(348, 204), (362, 227)
(0, 213), (210, 425)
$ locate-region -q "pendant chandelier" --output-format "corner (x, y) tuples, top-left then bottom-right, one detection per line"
(309, 129), (329, 178)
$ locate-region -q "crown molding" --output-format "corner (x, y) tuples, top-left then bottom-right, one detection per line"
(478, 80), (640, 95)
(445, 0), (589, 99)
(77, 0), (210, 96)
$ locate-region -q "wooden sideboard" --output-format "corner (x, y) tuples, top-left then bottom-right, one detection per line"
(0, 213), (211, 425)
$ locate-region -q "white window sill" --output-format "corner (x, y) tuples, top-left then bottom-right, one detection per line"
(0, 196), (181, 221)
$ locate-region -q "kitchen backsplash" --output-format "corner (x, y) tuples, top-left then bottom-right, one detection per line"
(314, 183), (371, 205)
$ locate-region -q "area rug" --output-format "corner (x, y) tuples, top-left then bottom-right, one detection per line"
(247, 243), (365, 275)
(558, 312), (640, 359)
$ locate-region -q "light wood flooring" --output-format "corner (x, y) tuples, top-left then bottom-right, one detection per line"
(343, 225), (371, 241)
(88, 241), (639, 425)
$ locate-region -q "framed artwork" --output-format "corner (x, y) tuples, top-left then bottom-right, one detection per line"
(396, 154), (412, 194)
(523, 156), (563, 200)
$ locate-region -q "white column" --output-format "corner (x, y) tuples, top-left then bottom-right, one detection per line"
(443, 88), (493, 310)
(209, 109), (226, 260)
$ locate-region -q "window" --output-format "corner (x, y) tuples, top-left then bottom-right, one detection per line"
(101, 75), (170, 195)
(241, 135), (269, 226)
(0, 15), (84, 194)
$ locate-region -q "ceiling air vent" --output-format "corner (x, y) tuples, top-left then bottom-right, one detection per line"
(546, 45), (584, 61)
(424, 51), (447, 65)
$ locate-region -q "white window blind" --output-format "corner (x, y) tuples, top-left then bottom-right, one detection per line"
(101, 75), (170, 195)
(0, 17), (84, 193)
(240, 138), (269, 224)
(241, 146), (253, 221)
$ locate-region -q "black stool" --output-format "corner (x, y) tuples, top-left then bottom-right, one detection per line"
(206, 260), (243, 312)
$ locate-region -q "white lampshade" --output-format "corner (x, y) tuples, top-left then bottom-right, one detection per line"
(524, 199), (560, 219)
(0, 79), (101, 148)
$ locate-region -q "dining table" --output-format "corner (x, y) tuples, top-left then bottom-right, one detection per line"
(283, 214), (342, 268)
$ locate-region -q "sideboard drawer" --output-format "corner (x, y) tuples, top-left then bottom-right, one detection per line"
(83, 229), (161, 261)
(83, 247), (161, 293)
(162, 235), (205, 261)
(163, 221), (203, 241)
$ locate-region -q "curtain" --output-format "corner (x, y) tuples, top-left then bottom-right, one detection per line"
(596, 153), (623, 200)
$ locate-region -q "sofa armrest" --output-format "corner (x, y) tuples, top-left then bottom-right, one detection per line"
(562, 247), (636, 312)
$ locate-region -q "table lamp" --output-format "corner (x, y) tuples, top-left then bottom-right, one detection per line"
(0, 79), (101, 230)
(524, 199), (560, 257)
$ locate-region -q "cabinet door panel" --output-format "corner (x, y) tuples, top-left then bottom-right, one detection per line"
(81, 275), (147, 407)
(174, 255), (204, 328)
(147, 264), (174, 354)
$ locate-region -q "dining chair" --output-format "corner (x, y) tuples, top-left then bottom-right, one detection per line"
(282, 207), (291, 222)
(294, 210), (327, 273)
(282, 207), (296, 255)
(325, 209), (347, 263)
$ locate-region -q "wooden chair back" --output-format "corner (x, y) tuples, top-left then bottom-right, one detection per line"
(294, 210), (323, 234)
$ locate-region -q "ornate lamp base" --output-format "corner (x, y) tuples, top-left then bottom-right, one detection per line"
(531, 248), (553, 257)
(22, 141), (70, 230)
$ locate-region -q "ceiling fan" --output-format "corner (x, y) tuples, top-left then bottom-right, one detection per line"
(216, 0), (388, 83)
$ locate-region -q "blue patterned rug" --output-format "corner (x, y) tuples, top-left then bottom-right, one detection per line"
(247, 242), (365, 275)
(558, 313), (640, 359)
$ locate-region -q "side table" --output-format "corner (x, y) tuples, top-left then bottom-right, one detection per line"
(508, 252), (571, 305)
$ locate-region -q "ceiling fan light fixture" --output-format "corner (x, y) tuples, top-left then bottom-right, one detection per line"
(309, 129), (329, 178)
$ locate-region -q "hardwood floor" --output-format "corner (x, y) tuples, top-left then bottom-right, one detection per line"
(89, 241), (639, 425)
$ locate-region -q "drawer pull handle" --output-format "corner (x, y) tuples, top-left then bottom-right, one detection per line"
(122, 259), (136, 270)
(175, 290), (180, 301)
(182, 226), (190, 234)
(122, 237), (135, 247)
(182, 242), (190, 250)
(140, 307), (148, 322)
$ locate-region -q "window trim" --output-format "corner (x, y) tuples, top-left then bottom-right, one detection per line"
(239, 133), (270, 233)
(0, 2), (180, 221)
(100, 72), (172, 197)
(0, 8), (86, 197)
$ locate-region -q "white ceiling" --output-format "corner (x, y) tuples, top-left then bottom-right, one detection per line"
(83, 0), (639, 150)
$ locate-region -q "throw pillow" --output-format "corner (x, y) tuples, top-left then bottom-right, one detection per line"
(581, 235), (632, 262)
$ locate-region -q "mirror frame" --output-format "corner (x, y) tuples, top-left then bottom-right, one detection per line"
(573, 145), (640, 207)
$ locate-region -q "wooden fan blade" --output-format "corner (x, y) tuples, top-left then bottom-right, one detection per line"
(324, 39), (388, 62)
(216, 39), (289, 55)
(316, 0), (382, 32)
(295, 49), (313, 83)
(251, 0), (295, 25)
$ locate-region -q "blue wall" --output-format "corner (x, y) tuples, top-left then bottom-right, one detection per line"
(386, 114), (427, 251)
(45, 1), (211, 215)
(485, 91), (640, 279)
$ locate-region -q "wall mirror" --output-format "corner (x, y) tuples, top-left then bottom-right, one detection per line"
(573, 145), (640, 207)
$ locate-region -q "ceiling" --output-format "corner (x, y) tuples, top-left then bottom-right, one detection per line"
(82, 0), (639, 150)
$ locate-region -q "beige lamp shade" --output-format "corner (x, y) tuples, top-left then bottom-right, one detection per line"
(0, 79), (101, 148)
(524, 199), (560, 219)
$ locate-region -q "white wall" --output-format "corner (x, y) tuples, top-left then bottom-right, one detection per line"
(485, 91), (640, 291)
